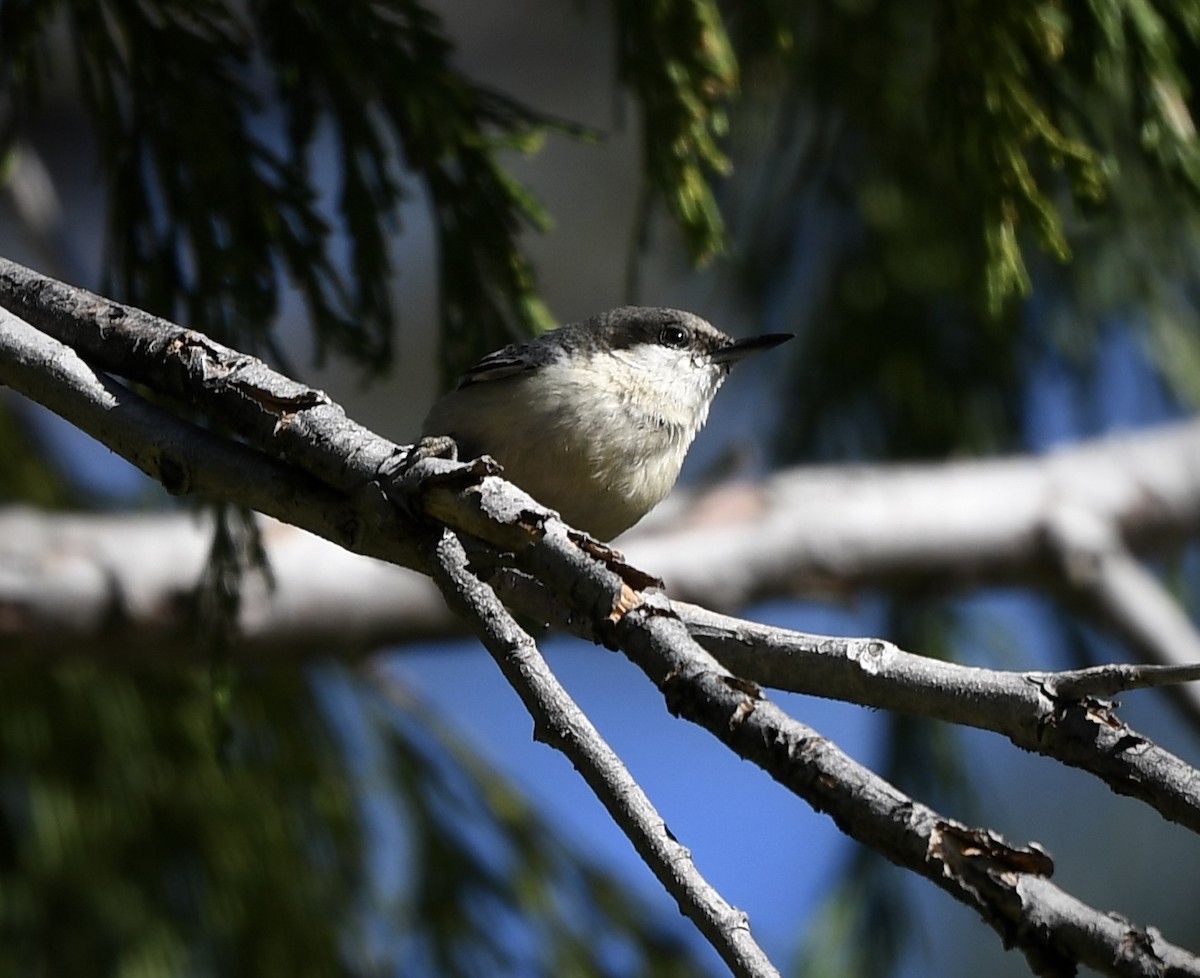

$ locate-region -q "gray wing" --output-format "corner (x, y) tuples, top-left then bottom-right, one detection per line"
(457, 340), (555, 387)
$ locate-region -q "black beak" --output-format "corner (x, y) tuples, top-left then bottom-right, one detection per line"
(710, 332), (794, 365)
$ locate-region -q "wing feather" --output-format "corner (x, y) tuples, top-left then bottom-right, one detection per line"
(458, 343), (545, 386)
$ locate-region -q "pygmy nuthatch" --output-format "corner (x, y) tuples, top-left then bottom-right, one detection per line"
(421, 306), (793, 540)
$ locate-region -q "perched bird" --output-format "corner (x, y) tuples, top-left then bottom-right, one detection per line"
(422, 306), (792, 540)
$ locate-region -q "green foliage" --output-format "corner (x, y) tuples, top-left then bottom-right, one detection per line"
(194, 504), (273, 755)
(0, 666), (363, 978)
(793, 0), (1200, 309)
(4, 0), (1199, 431)
(248, 0), (566, 382)
(0, 663), (712, 978)
(0, 0), (560, 381)
(617, 0), (742, 265)
(727, 0), (1200, 458)
(936, 1), (1108, 310)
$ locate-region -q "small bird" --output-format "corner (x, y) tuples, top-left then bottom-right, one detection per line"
(421, 306), (793, 540)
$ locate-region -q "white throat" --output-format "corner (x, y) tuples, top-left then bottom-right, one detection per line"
(600, 342), (727, 437)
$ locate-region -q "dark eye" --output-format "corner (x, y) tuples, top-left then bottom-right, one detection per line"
(658, 324), (690, 347)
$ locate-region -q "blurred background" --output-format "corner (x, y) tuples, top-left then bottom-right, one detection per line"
(2, 1), (1200, 975)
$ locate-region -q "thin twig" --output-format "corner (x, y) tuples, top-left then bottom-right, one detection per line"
(420, 527), (782, 978)
(1047, 504), (1200, 729)
(1040, 662), (1200, 699)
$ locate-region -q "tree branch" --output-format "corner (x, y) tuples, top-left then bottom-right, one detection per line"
(392, 454), (1200, 975)
(613, 605), (1200, 978)
(675, 601), (1200, 835)
(4, 256), (1200, 975)
(0, 286), (429, 580)
(0, 308), (357, 531)
(0, 256), (399, 499)
(6, 505), (1200, 843)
